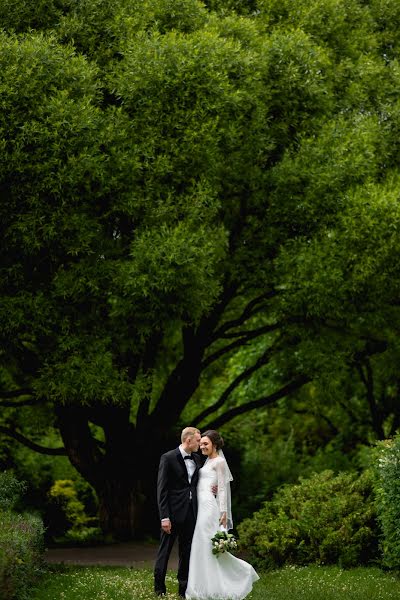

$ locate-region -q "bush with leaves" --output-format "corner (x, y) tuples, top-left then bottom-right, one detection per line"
(374, 435), (400, 569)
(49, 479), (102, 544)
(0, 512), (45, 600)
(0, 471), (27, 511)
(238, 469), (379, 569)
(0, 473), (44, 600)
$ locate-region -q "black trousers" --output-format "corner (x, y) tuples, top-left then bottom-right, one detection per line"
(154, 503), (196, 596)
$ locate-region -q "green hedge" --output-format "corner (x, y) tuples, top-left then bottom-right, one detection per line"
(375, 436), (400, 569)
(238, 469), (379, 569)
(0, 473), (45, 599)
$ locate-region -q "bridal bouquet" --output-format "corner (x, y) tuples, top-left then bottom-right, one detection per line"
(211, 530), (238, 556)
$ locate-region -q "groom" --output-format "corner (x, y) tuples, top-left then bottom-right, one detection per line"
(154, 426), (203, 598)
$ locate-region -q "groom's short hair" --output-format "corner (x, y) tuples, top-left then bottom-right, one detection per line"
(181, 426), (200, 442)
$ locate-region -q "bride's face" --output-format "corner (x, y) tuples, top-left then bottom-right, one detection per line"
(200, 436), (214, 456)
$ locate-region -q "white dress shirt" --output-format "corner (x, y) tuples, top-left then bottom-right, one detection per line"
(180, 445), (196, 483)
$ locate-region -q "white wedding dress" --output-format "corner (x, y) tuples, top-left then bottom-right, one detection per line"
(186, 456), (259, 600)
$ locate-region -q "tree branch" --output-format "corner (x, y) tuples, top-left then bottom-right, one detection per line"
(211, 291), (276, 340)
(218, 327), (277, 339)
(135, 330), (164, 427)
(193, 342), (279, 426)
(293, 409), (339, 436)
(355, 362), (368, 389)
(337, 399), (360, 424)
(0, 397), (42, 408)
(201, 376), (310, 430)
(355, 358), (384, 439)
(150, 284), (240, 429)
(201, 323), (280, 370)
(0, 388), (33, 399)
(56, 405), (105, 487)
(150, 328), (205, 428)
(0, 426), (67, 455)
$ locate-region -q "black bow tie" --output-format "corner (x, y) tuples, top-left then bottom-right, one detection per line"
(184, 455), (194, 460)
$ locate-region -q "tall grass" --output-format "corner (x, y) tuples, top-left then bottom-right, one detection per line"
(31, 565), (400, 600)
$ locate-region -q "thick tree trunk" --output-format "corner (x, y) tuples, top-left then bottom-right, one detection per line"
(97, 477), (153, 540)
(55, 404), (177, 540)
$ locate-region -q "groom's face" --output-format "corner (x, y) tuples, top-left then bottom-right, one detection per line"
(187, 432), (201, 453)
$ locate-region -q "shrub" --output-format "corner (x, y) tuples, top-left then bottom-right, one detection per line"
(238, 469), (379, 569)
(0, 510), (45, 599)
(0, 472), (45, 599)
(49, 479), (101, 544)
(0, 472), (27, 511)
(49, 480), (91, 529)
(374, 436), (400, 569)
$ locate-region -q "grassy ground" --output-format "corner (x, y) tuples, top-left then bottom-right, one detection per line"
(31, 565), (400, 600)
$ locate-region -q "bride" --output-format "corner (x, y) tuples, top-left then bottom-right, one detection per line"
(186, 430), (259, 600)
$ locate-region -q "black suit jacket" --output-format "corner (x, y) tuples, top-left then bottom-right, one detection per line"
(157, 447), (205, 525)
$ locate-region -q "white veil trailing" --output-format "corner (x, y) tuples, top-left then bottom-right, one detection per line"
(217, 449), (233, 530)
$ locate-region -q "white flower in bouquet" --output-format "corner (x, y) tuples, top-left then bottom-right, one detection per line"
(211, 530), (238, 557)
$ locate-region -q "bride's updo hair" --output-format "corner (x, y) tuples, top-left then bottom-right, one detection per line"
(201, 429), (224, 451)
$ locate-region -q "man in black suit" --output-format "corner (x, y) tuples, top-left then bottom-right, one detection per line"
(154, 426), (203, 597)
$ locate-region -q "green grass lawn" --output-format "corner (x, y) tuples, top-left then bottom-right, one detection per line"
(31, 565), (400, 600)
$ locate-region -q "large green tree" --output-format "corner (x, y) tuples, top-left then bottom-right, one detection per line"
(1, 0), (400, 537)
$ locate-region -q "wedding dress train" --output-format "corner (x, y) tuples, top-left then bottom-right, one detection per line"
(186, 456), (259, 600)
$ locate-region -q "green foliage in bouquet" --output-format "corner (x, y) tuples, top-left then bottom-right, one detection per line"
(238, 470), (378, 569)
(211, 530), (238, 556)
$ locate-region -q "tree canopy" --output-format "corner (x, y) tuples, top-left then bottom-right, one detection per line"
(1, 0), (400, 537)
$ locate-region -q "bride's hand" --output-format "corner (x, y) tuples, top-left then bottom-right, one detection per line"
(219, 512), (227, 528)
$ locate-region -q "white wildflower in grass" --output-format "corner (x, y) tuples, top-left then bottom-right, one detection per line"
(262, 566), (400, 600)
(30, 565), (400, 600)
(31, 567), (183, 600)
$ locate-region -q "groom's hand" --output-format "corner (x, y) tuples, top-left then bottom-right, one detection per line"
(161, 519), (172, 534)
(211, 485), (218, 496)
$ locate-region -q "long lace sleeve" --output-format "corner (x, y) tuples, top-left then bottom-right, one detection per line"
(215, 455), (233, 529)
(215, 458), (227, 512)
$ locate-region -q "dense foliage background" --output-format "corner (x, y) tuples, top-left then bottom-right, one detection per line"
(1, 0), (400, 551)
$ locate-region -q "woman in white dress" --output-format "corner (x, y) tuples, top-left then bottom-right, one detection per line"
(186, 430), (259, 600)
